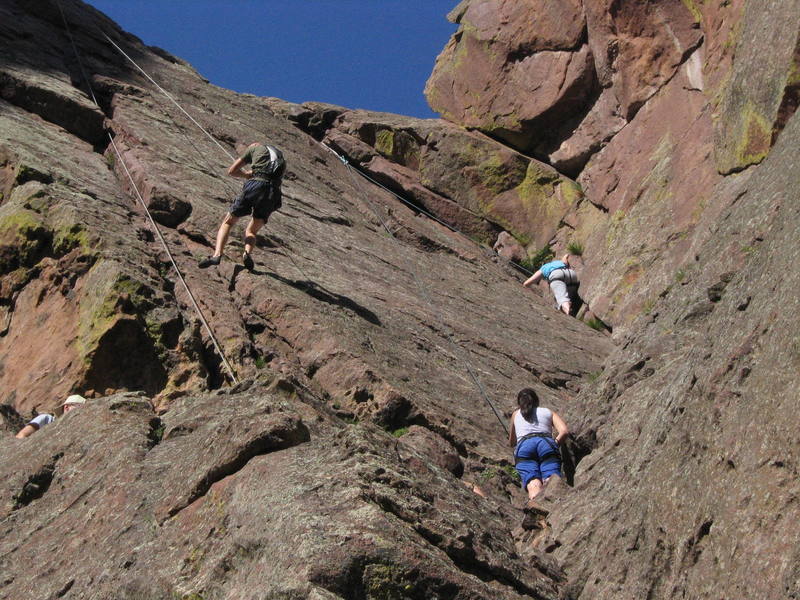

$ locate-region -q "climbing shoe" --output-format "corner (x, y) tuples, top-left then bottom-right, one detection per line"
(242, 251), (254, 271)
(198, 255), (221, 268)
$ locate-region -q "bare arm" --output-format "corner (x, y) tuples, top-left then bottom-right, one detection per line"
(15, 424), (39, 439)
(227, 157), (252, 179)
(522, 270), (543, 288)
(551, 411), (569, 444)
(508, 410), (517, 446)
(561, 254), (571, 267)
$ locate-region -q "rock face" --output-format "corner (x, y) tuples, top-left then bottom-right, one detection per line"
(293, 106), (584, 258)
(426, 0), (705, 174)
(424, 1), (800, 599)
(550, 109), (800, 599)
(0, 1), (610, 599)
(0, 391), (562, 599)
(1, 0), (799, 599)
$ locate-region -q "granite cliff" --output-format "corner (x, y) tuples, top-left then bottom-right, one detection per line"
(0, 1), (798, 599)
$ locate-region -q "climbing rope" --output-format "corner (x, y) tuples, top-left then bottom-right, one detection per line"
(317, 143), (536, 278)
(340, 157), (533, 275)
(56, 0), (239, 385)
(99, 31), (236, 163)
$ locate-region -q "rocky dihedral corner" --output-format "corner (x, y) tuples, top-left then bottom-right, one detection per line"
(0, 1), (610, 599)
(426, 0), (800, 598)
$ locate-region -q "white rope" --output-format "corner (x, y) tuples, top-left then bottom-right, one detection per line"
(57, 0), (239, 385)
(319, 143), (536, 278)
(107, 134), (239, 384)
(93, 16), (511, 429)
(100, 32), (236, 162)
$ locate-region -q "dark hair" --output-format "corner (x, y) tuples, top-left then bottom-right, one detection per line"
(517, 387), (540, 423)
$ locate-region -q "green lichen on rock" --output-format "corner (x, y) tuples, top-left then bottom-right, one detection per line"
(375, 129), (395, 157)
(77, 269), (159, 363)
(363, 563), (415, 600)
(558, 179), (583, 206)
(681, 0), (703, 23)
(0, 209), (50, 272)
(53, 222), (93, 256)
(477, 151), (527, 194)
(374, 129), (421, 168)
(516, 161), (561, 218)
(729, 102), (771, 170)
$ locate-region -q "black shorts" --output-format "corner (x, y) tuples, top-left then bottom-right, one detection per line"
(230, 179), (282, 220)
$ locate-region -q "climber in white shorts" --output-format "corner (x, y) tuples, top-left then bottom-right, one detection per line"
(522, 253), (580, 315)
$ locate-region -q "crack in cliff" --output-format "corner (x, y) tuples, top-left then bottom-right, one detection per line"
(163, 417), (310, 522)
(364, 488), (553, 600)
(0, 70), (107, 150)
(12, 453), (63, 510)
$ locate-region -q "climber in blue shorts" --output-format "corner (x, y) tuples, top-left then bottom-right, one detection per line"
(508, 387), (569, 505)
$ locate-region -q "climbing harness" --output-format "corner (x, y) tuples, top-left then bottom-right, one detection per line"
(56, 0), (239, 385)
(513, 432), (559, 465)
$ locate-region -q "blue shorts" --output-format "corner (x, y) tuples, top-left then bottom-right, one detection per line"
(514, 436), (562, 488)
(230, 179), (281, 220)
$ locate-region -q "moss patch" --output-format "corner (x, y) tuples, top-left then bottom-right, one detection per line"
(0, 209), (50, 273)
(375, 129), (395, 157)
(735, 104), (771, 167)
(516, 161), (563, 221)
(477, 152), (527, 194)
(558, 179), (583, 207)
(53, 222), (93, 256)
(681, 0), (703, 23)
(363, 563), (415, 600)
(390, 427), (409, 438)
(77, 271), (158, 361)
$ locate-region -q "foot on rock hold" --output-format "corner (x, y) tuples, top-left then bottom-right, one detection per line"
(242, 251), (254, 271)
(199, 255), (221, 268)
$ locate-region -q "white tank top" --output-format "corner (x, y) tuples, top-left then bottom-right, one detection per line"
(514, 407), (554, 437)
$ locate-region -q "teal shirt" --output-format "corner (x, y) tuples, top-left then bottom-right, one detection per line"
(540, 260), (567, 280)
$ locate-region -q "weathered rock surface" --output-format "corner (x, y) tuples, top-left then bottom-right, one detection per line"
(0, 391), (563, 599)
(712, 0), (800, 174)
(420, 1), (800, 599)
(0, 1), (611, 598)
(425, 0), (591, 152)
(2, 0), (799, 598)
(426, 0), (705, 174)
(311, 108), (584, 254)
(550, 108), (800, 599)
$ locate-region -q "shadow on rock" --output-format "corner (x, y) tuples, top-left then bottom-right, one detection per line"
(264, 271), (382, 326)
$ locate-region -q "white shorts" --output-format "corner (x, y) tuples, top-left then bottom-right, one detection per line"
(548, 269), (579, 307)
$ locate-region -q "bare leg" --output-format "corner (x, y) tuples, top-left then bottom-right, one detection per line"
(526, 478), (543, 501)
(244, 217), (266, 255)
(213, 213), (239, 258)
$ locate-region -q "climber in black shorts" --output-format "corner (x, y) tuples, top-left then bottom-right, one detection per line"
(199, 142), (285, 271)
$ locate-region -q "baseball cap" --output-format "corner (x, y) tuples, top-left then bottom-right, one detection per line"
(62, 394), (87, 406)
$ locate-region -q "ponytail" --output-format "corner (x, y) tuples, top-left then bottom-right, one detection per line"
(517, 387), (540, 423)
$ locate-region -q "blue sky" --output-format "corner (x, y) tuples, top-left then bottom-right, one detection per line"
(88, 1), (457, 119)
